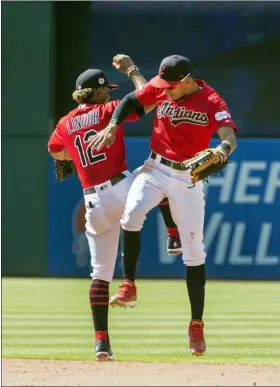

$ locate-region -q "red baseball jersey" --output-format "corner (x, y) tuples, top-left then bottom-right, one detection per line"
(48, 101), (138, 188)
(135, 79), (238, 161)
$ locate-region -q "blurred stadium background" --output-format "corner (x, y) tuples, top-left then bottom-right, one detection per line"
(2, 1), (280, 280)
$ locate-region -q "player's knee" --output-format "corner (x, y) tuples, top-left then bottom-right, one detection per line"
(182, 255), (206, 266)
(178, 231), (206, 266)
(121, 208), (146, 232)
(181, 245), (206, 266)
(90, 256), (115, 283)
(91, 270), (113, 283)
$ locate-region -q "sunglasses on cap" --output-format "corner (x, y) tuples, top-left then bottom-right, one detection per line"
(165, 73), (191, 90)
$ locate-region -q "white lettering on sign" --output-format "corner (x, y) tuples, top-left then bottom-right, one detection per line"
(255, 223), (279, 265)
(264, 162), (280, 204)
(204, 163), (237, 203)
(204, 161), (280, 204)
(204, 212), (224, 252)
(234, 162), (266, 203)
(204, 212), (279, 266)
(215, 222), (231, 265)
(228, 223), (253, 265)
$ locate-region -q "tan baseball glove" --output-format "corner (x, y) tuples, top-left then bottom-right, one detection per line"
(181, 148), (228, 184)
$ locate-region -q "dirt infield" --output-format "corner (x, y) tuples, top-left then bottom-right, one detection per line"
(2, 359), (280, 386)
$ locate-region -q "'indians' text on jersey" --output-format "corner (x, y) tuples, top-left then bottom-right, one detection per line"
(136, 79), (238, 161)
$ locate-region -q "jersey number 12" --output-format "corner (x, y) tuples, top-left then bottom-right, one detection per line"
(74, 129), (106, 167)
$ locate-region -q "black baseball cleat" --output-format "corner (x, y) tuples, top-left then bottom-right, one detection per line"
(167, 236), (183, 255)
(95, 340), (114, 362)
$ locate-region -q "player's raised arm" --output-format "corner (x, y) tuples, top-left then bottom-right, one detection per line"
(112, 54), (156, 114)
(89, 82), (158, 151)
(112, 54), (146, 90)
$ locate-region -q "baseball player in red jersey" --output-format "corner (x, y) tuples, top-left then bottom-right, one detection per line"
(47, 55), (181, 361)
(89, 55), (238, 356)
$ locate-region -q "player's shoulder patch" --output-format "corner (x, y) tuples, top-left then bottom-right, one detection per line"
(215, 111), (231, 121)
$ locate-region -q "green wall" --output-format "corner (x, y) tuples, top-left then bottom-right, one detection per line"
(2, 2), (52, 275)
(2, 1), (91, 276)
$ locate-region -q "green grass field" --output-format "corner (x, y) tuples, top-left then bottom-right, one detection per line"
(2, 278), (280, 365)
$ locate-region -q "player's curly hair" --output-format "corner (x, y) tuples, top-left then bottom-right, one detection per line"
(72, 88), (96, 103)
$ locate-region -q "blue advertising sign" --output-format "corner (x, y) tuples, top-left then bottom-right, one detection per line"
(48, 138), (280, 279)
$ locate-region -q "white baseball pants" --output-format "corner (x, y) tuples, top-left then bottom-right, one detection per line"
(84, 170), (134, 282)
(121, 156), (206, 266)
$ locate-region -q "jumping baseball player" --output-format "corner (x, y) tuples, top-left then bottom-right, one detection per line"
(47, 55), (181, 361)
(89, 55), (238, 356)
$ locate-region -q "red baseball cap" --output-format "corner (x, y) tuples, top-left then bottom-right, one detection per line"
(150, 55), (193, 88)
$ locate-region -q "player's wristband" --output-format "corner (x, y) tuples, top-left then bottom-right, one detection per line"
(110, 119), (120, 126)
(218, 141), (231, 155)
(126, 66), (139, 78)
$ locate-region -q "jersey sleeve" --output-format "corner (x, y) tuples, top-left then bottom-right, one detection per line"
(209, 95), (238, 135)
(135, 82), (158, 106)
(48, 124), (65, 152)
(106, 100), (139, 122)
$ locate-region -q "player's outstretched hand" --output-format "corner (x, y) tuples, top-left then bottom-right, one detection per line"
(112, 54), (135, 73)
(89, 123), (119, 151)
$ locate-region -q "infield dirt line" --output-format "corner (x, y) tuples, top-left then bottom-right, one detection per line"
(2, 359), (280, 386)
